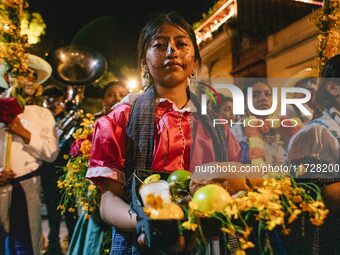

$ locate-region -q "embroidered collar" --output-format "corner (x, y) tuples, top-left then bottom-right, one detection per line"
(115, 93), (197, 113)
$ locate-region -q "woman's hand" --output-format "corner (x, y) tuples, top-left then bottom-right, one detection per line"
(7, 117), (31, 144)
(137, 233), (185, 252)
(99, 179), (138, 232)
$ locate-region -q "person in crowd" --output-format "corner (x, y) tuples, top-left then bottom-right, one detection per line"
(101, 81), (129, 115)
(38, 85), (67, 255)
(85, 12), (242, 254)
(235, 79), (300, 166)
(286, 74), (318, 123)
(67, 81), (128, 255)
(211, 94), (236, 121)
(287, 54), (340, 255)
(0, 55), (59, 255)
(43, 85), (66, 121)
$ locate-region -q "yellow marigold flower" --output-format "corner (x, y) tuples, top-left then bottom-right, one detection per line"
(225, 203), (240, 218)
(68, 208), (76, 213)
(89, 207), (95, 212)
(85, 214), (91, 220)
(57, 180), (63, 189)
(88, 184), (96, 191)
(80, 140), (92, 158)
(310, 217), (324, 226)
(235, 249), (246, 255)
(242, 227), (253, 239)
(189, 201), (198, 210)
(82, 203), (89, 211)
(267, 215), (284, 230)
(86, 113), (94, 119)
(292, 195), (302, 203)
(63, 154), (69, 160)
(182, 221), (198, 231)
(220, 227), (235, 236)
(288, 209), (302, 224)
(239, 237), (255, 250)
(57, 205), (65, 211)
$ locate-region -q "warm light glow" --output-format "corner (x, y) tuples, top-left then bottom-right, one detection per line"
(294, 0), (323, 6)
(127, 79), (138, 92)
(195, 0), (236, 45)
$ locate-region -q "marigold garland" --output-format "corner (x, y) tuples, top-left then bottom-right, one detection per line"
(58, 113), (97, 217)
(182, 177), (329, 254)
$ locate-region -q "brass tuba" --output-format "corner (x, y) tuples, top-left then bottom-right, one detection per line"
(49, 46), (107, 147)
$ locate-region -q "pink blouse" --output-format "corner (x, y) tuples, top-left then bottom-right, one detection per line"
(86, 99), (240, 186)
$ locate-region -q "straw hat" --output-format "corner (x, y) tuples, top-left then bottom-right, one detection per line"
(27, 54), (52, 84)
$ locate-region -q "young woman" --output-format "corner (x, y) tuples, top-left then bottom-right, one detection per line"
(233, 79), (301, 166)
(86, 12), (240, 254)
(99, 81), (129, 116)
(287, 54), (340, 255)
(67, 81), (128, 255)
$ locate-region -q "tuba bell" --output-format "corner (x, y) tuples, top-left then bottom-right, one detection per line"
(49, 45), (107, 147)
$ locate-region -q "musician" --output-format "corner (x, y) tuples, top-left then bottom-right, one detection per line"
(0, 55), (59, 255)
(38, 85), (68, 255)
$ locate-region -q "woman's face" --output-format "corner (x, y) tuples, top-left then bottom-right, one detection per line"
(145, 23), (196, 88)
(18, 76), (36, 96)
(326, 82), (340, 110)
(251, 82), (273, 110)
(219, 100), (234, 120)
(103, 85), (128, 111)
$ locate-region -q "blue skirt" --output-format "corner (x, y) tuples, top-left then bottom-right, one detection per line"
(110, 227), (141, 255)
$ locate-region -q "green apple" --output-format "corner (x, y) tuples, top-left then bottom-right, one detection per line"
(192, 184), (231, 212)
(167, 170), (191, 184)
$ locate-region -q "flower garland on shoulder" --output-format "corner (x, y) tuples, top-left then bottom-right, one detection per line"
(57, 113), (97, 218)
(244, 116), (303, 166)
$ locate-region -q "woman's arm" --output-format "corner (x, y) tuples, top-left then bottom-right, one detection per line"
(99, 179), (137, 232)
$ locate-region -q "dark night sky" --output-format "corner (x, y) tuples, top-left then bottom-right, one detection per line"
(29, 0), (214, 75)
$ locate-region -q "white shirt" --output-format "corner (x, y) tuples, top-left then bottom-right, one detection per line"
(0, 105), (59, 177)
(288, 107), (340, 164)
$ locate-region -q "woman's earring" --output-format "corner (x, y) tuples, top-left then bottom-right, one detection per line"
(189, 71), (197, 86)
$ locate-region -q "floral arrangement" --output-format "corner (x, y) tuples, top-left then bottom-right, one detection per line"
(139, 170), (328, 254)
(57, 113), (97, 218)
(20, 11), (46, 44)
(0, 97), (23, 124)
(57, 113), (112, 254)
(182, 177), (328, 255)
(0, 0), (46, 107)
(244, 116), (303, 165)
(0, 0), (30, 76)
(315, 0), (340, 74)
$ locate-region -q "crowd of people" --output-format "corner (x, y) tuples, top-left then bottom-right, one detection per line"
(0, 11), (339, 255)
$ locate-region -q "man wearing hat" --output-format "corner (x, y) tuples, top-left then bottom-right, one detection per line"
(0, 54), (59, 255)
